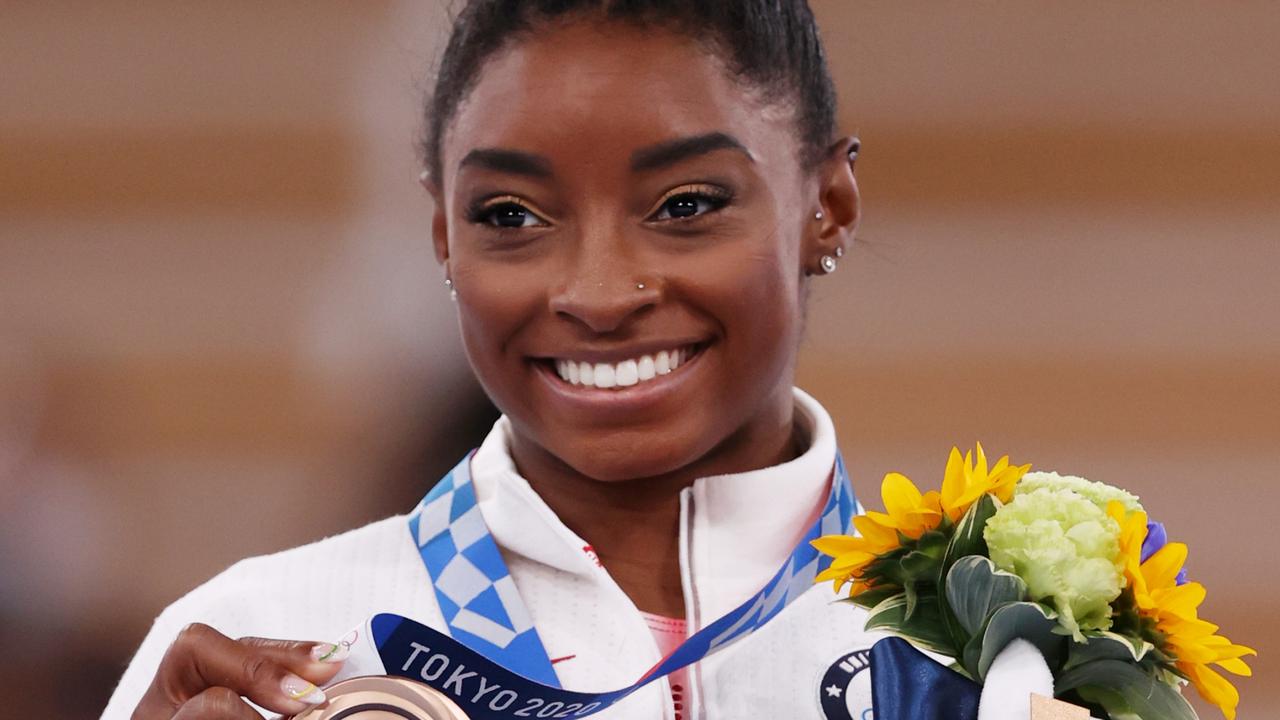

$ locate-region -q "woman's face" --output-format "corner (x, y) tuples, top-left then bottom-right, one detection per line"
(432, 21), (854, 482)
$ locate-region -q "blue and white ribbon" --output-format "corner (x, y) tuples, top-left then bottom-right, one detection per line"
(395, 451), (857, 718)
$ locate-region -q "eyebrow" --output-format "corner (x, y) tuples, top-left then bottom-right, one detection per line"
(630, 132), (754, 172)
(456, 131), (752, 178)
(458, 148), (553, 178)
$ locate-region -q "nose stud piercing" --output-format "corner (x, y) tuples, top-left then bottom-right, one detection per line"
(637, 283), (646, 290)
(820, 255), (838, 274)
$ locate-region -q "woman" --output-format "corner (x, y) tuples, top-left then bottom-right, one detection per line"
(105, 2), (875, 718)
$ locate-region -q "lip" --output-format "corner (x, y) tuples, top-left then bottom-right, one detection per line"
(530, 342), (710, 417)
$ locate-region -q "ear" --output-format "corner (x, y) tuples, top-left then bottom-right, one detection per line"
(807, 136), (861, 271)
(421, 170), (451, 268)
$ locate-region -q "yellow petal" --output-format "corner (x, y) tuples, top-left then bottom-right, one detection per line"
(989, 454), (1009, 478)
(941, 447), (966, 508)
(852, 515), (899, 549)
(1141, 542), (1189, 590)
(1152, 582), (1206, 620)
(828, 551), (877, 571)
(973, 441), (989, 480)
(811, 535), (868, 556)
(1215, 657), (1252, 677)
(1185, 662), (1240, 720)
(882, 472), (925, 519)
(863, 510), (897, 529)
(815, 565), (852, 589)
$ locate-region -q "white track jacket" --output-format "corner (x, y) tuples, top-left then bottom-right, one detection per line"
(103, 389), (886, 720)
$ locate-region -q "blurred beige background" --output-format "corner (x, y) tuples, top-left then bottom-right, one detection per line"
(1, 3), (1276, 718)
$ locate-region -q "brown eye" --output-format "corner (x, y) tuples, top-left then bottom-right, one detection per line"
(649, 187), (732, 222)
(467, 198), (549, 229)
(664, 195), (702, 219)
(489, 203), (536, 228)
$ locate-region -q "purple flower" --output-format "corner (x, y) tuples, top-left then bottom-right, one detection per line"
(1142, 520), (1189, 585)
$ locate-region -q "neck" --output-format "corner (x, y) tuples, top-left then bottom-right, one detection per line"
(508, 403), (802, 618)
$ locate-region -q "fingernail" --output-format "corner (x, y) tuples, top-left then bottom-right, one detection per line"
(282, 674), (326, 705)
(311, 641), (349, 663)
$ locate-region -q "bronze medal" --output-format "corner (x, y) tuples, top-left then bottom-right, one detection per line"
(287, 676), (470, 720)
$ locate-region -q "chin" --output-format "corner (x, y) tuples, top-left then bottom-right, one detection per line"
(548, 426), (714, 484)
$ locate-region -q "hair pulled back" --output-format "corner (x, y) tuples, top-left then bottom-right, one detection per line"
(423, 0), (838, 181)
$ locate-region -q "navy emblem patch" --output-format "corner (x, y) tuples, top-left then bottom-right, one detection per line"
(818, 648), (874, 720)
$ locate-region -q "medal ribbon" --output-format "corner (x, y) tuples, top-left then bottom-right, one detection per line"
(393, 451), (856, 718)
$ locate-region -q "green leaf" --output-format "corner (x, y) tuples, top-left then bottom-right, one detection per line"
(864, 592), (956, 656)
(849, 584), (901, 610)
(865, 592), (907, 629)
(943, 494), (998, 570)
(937, 495), (1000, 655)
(1056, 660), (1197, 720)
(977, 602), (1065, 680)
(1063, 631), (1154, 671)
(945, 555), (1027, 637)
(1070, 687), (1143, 720)
(903, 578), (919, 622)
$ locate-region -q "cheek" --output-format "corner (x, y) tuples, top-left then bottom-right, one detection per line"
(450, 259), (543, 404)
(679, 227), (805, 378)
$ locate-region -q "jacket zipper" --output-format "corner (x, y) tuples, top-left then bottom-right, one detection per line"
(677, 487), (704, 720)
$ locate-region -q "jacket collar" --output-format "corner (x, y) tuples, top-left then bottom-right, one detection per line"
(469, 388), (840, 607)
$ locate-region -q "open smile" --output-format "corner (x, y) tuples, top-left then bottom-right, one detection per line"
(549, 344), (702, 389)
(528, 341), (709, 406)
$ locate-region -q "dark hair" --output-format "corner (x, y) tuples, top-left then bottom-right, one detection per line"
(422, 0), (838, 180)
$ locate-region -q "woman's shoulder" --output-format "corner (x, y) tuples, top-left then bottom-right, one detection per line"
(221, 513), (417, 584)
(159, 513), (431, 637)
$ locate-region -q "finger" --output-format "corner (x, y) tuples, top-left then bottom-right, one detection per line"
(170, 687), (264, 720)
(236, 636), (348, 686)
(132, 624), (335, 719)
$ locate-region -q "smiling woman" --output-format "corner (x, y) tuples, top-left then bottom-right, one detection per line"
(103, 2), (877, 720)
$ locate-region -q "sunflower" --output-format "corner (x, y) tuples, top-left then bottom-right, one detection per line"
(1108, 502), (1256, 719)
(813, 444), (1029, 595)
(939, 442), (1029, 521)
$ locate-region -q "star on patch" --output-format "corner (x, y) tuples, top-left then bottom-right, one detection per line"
(825, 685), (842, 698)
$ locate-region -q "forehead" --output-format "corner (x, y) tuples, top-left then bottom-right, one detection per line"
(441, 20), (799, 182)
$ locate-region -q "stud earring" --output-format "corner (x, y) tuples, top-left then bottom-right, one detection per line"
(444, 277), (457, 302)
(815, 211), (824, 221)
(820, 255), (838, 274)
(835, 246), (845, 259)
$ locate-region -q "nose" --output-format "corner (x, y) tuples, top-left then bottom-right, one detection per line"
(548, 237), (660, 334)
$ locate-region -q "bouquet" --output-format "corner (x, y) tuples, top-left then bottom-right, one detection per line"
(813, 445), (1254, 719)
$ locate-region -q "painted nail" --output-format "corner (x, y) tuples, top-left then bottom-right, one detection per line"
(311, 641), (349, 663)
(281, 674), (326, 705)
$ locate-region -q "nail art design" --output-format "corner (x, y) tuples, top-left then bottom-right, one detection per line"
(311, 641), (350, 663)
(282, 674), (326, 705)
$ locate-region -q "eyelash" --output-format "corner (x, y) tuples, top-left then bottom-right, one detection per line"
(647, 184), (734, 223)
(463, 184), (734, 231)
(465, 195), (548, 230)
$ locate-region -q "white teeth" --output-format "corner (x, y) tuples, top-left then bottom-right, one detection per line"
(594, 363), (616, 388)
(637, 355), (656, 381)
(615, 359), (639, 386)
(552, 347), (695, 389)
(655, 351), (672, 375)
